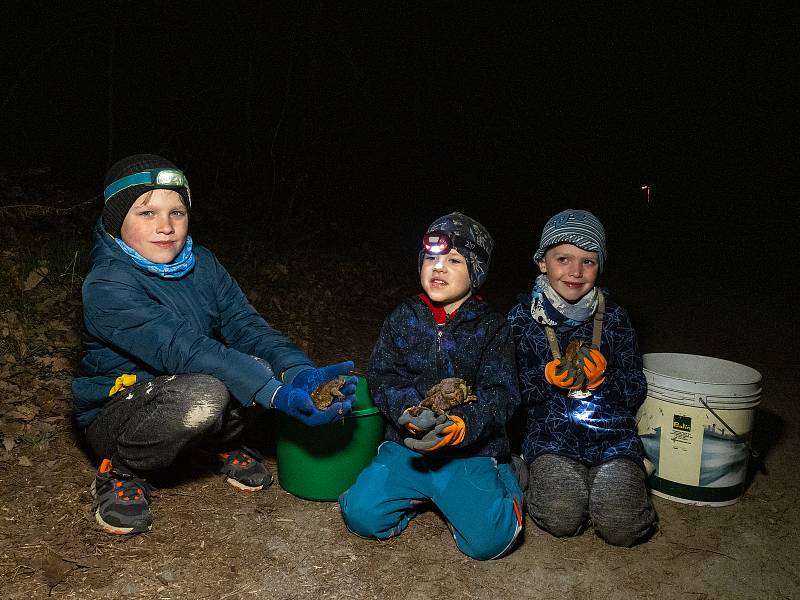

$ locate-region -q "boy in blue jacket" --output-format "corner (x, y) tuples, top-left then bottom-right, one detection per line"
(73, 154), (356, 534)
(339, 212), (524, 561)
(507, 209), (656, 547)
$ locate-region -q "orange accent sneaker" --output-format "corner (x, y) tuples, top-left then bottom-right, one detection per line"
(218, 447), (272, 492)
(90, 459), (153, 534)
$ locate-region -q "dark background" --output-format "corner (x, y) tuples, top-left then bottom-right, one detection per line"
(1, 2), (793, 318)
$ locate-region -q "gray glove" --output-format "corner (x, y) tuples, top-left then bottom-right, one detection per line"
(403, 416), (452, 452)
(398, 407), (438, 434)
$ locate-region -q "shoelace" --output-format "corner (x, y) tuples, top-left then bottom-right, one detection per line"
(220, 445), (264, 467)
(107, 470), (154, 502)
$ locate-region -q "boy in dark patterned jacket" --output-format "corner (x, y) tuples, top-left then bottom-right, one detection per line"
(339, 212), (524, 560)
(507, 209), (657, 547)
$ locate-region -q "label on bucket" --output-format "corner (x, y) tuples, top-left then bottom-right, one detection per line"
(637, 395), (755, 505)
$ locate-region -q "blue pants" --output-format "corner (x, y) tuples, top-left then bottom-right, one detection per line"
(339, 441), (524, 560)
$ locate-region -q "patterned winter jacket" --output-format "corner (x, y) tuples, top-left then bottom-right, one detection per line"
(71, 220), (313, 428)
(367, 293), (520, 460)
(507, 291), (647, 467)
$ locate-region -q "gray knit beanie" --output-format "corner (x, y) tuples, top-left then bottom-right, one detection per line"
(534, 209), (606, 273)
(102, 154), (190, 238)
(418, 212), (494, 290)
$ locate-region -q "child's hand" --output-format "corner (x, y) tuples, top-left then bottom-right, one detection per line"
(582, 349), (607, 389)
(398, 407), (438, 435)
(292, 361), (357, 396)
(544, 359), (576, 389)
(272, 384), (352, 426)
(404, 416), (465, 452)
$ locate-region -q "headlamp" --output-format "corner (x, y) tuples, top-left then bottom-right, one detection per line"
(104, 168), (191, 206)
(422, 230), (489, 262)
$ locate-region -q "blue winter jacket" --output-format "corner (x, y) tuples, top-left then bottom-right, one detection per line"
(507, 292), (647, 467)
(71, 220), (313, 428)
(366, 294), (520, 460)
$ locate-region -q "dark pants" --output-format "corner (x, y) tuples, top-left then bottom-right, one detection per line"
(525, 454), (657, 547)
(84, 374), (248, 475)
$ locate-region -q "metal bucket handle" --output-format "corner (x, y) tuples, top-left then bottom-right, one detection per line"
(697, 396), (759, 458)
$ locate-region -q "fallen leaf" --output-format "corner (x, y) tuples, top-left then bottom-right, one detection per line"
(60, 554), (102, 568)
(9, 403), (38, 421)
(49, 357), (73, 372)
(36, 549), (73, 587)
(2, 436), (14, 451)
(18, 455), (33, 467)
(23, 267), (49, 291)
(0, 379), (21, 393)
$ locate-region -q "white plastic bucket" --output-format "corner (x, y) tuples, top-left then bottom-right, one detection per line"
(636, 353), (761, 506)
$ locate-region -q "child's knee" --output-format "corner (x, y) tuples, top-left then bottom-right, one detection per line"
(526, 455), (589, 537)
(526, 492), (586, 537)
(339, 487), (397, 540)
(171, 375), (230, 432)
(590, 459), (656, 546)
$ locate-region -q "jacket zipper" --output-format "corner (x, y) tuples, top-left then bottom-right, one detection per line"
(436, 326), (443, 382)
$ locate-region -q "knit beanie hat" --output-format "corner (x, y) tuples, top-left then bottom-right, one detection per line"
(419, 212), (494, 290)
(102, 154), (191, 238)
(534, 209), (606, 273)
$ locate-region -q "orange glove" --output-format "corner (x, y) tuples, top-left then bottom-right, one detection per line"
(544, 359), (576, 389)
(404, 416), (466, 452)
(582, 349), (607, 389)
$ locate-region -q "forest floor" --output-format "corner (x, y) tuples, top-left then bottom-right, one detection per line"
(0, 173), (797, 599)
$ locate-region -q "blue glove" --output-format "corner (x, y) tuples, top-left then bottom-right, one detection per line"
(272, 384), (352, 427)
(291, 361), (357, 399)
(398, 408), (438, 435)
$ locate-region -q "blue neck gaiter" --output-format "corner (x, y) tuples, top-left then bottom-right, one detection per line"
(115, 236), (196, 279)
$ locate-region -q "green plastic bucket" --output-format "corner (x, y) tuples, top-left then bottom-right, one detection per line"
(276, 375), (384, 501)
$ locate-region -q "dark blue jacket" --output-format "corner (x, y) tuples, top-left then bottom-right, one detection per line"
(507, 292), (647, 467)
(366, 294), (520, 460)
(71, 221), (313, 428)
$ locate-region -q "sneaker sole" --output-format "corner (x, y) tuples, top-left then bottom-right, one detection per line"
(224, 476), (265, 492)
(94, 510), (152, 535)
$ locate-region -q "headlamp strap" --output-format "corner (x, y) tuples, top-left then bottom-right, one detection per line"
(103, 168), (190, 205)
(449, 233), (489, 262)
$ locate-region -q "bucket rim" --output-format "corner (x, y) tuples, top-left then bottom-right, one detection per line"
(642, 352), (762, 386)
(349, 406), (382, 418)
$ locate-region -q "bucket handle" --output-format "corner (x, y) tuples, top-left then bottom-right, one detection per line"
(697, 396), (759, 459)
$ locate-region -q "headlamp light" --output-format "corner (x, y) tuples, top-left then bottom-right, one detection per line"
(104, 168), (191, 206)
(422, 230), (489, 262)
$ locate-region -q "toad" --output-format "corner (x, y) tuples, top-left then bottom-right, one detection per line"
(562, 338), (592, 390)
(406, 377), (477, 417)
(311, 377), (347, 409)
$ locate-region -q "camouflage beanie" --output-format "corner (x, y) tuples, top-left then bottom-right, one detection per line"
(418, 212), (494, 290)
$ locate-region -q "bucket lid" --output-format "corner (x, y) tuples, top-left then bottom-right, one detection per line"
(643, 353), (762, 400)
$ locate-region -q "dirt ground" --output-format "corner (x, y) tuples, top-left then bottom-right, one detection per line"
(1, 189), (797, 599)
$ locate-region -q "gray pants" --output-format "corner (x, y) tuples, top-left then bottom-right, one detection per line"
(525, 454), (657, 547)
(84, 374), (247, 475)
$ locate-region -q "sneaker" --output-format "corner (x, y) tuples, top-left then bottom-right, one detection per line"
(90, 458), (154, 535)
(218, 446), (273, 492)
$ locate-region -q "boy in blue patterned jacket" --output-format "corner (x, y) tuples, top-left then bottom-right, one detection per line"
(73, 154), (357, 535)
(339, 212), (524, 561)
(507, 209), (656, 547)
